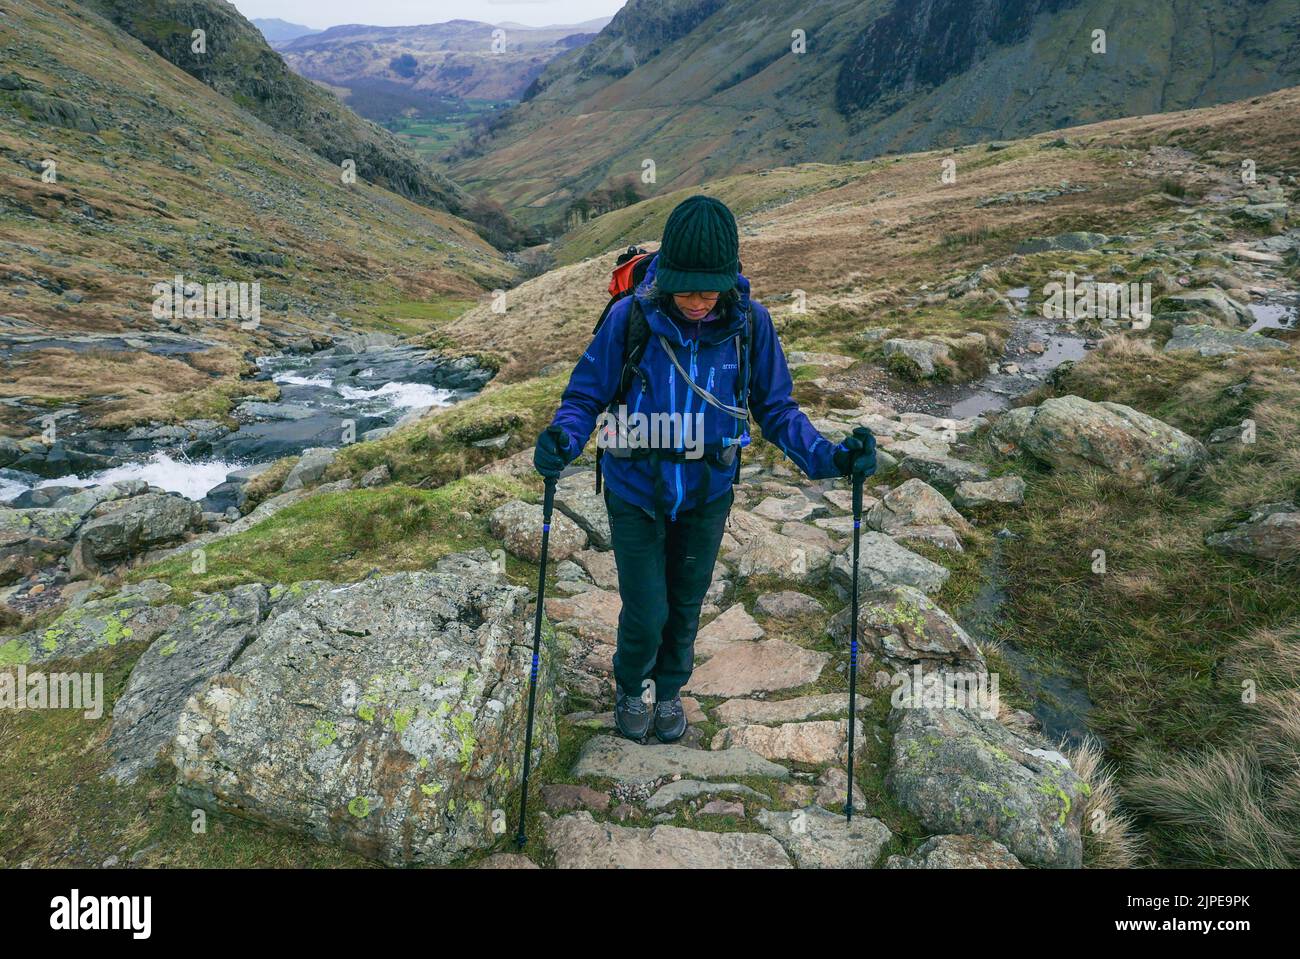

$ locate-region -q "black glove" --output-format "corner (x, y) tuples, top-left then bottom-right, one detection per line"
(832, 426), (877, 478)
(533, 425), (572, 479)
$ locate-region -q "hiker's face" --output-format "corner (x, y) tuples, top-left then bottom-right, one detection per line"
(673, 290), (719, 321)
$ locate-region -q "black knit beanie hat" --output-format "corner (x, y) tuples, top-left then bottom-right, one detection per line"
(655, 195), (740, 294)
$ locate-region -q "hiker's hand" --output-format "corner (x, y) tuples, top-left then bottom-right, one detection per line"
(833, 426), (877, 477)
(534, 425), (571, 479)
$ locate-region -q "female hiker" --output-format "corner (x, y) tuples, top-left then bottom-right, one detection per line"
(533, 195), (876, 744)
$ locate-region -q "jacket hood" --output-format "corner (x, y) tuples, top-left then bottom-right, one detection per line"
(634, 252), (751, 348)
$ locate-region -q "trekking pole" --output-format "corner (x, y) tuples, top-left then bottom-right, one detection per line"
(515, 474), (557, 849)
(844, 467), (865, 822)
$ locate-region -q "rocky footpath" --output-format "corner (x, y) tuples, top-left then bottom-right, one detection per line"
(480, 384), (1182, 869)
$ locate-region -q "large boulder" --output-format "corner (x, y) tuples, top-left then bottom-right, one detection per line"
(992, 395), (1207, 486)
(72, 493), (201, 571)
(170, 571), (558, 866)
(1206, 503), (1299, 562)
(280, 447), (337, 491)
(106, 584), (273, 783)
(883, 338), (949, 379)
(827, 584), (984, 671)
(887, 707), (1087, 868)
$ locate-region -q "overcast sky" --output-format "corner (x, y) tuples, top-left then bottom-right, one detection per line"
(230, 0), (627, 29)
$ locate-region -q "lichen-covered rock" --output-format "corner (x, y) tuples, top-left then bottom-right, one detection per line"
(992, 395), (1207, 487)
(887, 707), (1087, 869)
(490, 499), (587, 563)
(1, 582), (179, 665)
(72, 492), (201, 571)
(885, 834), (1024, 869)
(827, 584), (983, 671)
(106, 584), (271, 783)
(1206, 502), (1299, 562)
(0, 505), (83, 542)
(170, 571), (558, 866)
(1164, 324), (1289, 356)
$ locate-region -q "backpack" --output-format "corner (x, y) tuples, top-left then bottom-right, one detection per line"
(590, 246), (755, 494)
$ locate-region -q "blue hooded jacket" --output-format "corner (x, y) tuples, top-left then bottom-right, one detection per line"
(549, 254), (840, 522)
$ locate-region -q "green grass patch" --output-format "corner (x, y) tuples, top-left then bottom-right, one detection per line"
(130, 477), (528, 603)
(331, 374), (565, 489)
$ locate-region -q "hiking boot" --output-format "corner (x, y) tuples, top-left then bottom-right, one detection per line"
(614, 686), (652, 742)
(654, 696), (688, 743)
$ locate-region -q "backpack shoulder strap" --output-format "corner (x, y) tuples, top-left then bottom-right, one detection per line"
(736, 305), (754, 413)
(610, 297), (650, 408)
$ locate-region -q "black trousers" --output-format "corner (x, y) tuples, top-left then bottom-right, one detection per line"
(604, 482), (734, 701)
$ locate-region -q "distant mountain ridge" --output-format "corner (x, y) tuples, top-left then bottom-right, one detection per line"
(450, 0), (1300, 231)
(278, 17), (611, 104)
(251, 17), (319, 48)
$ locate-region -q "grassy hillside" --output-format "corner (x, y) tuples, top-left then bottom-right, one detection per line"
(434, 87), (1296, 388)
(77, 0), (529, 249)
(450, 0), (1300, 229)
(0, 0), (515, 432)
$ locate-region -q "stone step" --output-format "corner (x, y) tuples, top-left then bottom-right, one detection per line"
(572, 734), (790, 783)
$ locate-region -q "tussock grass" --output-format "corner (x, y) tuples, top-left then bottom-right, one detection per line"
(1067, 738), (1146, 868)
(996, 334), (1300, 867)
